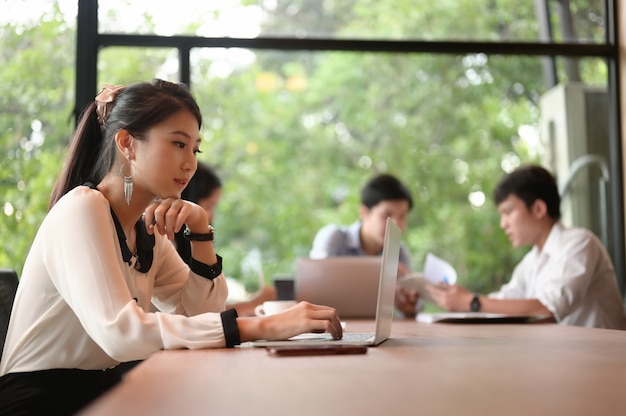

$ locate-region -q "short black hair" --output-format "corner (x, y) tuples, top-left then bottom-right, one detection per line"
(182, 162), (222, 204)
(493, 164), (561, 219)
(361, 173), (413, 210)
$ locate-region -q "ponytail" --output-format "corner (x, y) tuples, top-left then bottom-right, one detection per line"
(49, 102), (105, 209)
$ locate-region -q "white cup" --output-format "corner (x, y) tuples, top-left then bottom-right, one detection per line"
(254, 300), (297, 317)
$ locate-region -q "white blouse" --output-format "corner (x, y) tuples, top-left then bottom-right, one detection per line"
(489, 222), (626, 330)
(1, 186), (234, 375)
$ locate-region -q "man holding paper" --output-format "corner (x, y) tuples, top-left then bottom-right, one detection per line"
(427, 164), (626, 330)
(398, 253), (457, 304)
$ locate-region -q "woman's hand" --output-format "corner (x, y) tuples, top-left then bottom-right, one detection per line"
(237, 301), (343, 342)
(143, 198), (209, 240)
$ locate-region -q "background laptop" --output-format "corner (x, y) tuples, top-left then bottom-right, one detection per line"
(243, 218), (401, 348)
(417, 312), (553, 324)
(295, 256), (382, 318)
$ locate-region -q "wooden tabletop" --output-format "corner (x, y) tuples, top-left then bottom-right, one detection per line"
(80, 320), (626, 416)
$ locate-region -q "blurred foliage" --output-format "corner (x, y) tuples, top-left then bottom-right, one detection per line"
(0, 2), (74, 274)
(0, 0), (609, 297)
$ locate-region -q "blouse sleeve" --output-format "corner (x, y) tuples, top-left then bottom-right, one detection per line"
(149, 234), (229, 316)
(44, 188), (234, 362)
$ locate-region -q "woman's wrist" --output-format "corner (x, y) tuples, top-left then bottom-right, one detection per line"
(189, 255), (222, 280)
(184, 224), (214, 241)
(236, 317), (266, 343)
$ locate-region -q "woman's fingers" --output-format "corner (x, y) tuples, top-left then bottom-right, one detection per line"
(264, 302), (343, 340)
(304, 304), (343, 339)
(310, 304), (343, 339)
(144, 199), (193, 239)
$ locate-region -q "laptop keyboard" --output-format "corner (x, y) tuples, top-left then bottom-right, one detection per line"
(340, 333), (374, 342)
(289, 332), (373, 342)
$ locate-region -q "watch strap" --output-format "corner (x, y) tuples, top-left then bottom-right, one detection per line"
(470, 294), (481, 312)
(184, 225), (214, 241)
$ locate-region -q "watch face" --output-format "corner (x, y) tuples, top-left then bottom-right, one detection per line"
(470, 296), (481, 312)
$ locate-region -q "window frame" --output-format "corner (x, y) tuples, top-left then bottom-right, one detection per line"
(75, 0), (625, 295)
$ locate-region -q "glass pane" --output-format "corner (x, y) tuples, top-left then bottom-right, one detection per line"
(186, 48), (610, 293)
(0, 1), (77, 274)
(1, 1), (617, 296)
(98, 47), (180, 84)
(98, 0), (607, 44)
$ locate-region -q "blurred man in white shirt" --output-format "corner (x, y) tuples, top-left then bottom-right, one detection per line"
(310, 173), (419, 317)
(428, 164), (626, 330)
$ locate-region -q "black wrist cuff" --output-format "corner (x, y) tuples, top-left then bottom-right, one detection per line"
(220, 308), (241, 347)
(190, 254), (222, 280)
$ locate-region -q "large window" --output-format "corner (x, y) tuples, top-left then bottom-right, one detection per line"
(96, 0), (608, 44)
(1, 0), (622, 300)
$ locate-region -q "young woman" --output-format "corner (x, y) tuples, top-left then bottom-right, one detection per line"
(0, 79), (341, 415)
(173, 161), (277, 316)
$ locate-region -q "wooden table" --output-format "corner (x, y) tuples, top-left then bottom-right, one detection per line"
(80, 320), (626, 416)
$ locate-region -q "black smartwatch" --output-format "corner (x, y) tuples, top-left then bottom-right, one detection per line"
(183, 224), (215, 241)
(470, 294), (481, 312)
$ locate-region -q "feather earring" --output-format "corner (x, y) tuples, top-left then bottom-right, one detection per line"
(120, 155), (136, 205)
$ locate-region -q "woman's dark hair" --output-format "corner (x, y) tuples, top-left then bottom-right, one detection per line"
(182, 162), (222, 203)
(49, 79), (202, 209)
(360, 173), (413, 210)
(493, 164), (561, 219)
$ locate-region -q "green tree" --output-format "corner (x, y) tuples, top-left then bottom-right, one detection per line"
(1, 3), (75, 275)
(0, 0), (609, 299)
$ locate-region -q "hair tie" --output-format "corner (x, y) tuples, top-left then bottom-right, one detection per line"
(95, 84), (126, 126)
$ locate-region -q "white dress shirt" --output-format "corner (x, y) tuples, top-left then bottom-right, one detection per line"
(489, 222), (626, 329)
(1, 186), (233, 376)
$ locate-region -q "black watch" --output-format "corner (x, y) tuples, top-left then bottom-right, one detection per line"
(183, 225), (214, 241)
(470, 294), (481, 312)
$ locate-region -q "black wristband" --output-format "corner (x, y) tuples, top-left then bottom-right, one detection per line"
(183, 224), (214, 241)
(190, 255), (223, 280)
(221, 308), (241, 348)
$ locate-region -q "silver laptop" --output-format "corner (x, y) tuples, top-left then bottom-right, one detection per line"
(243, 218), (401, 347)
(295, 256), (383, 318)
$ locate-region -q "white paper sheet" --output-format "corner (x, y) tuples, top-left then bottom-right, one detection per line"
(423, 252), (457, 285)
(397, 252), (457, 303)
